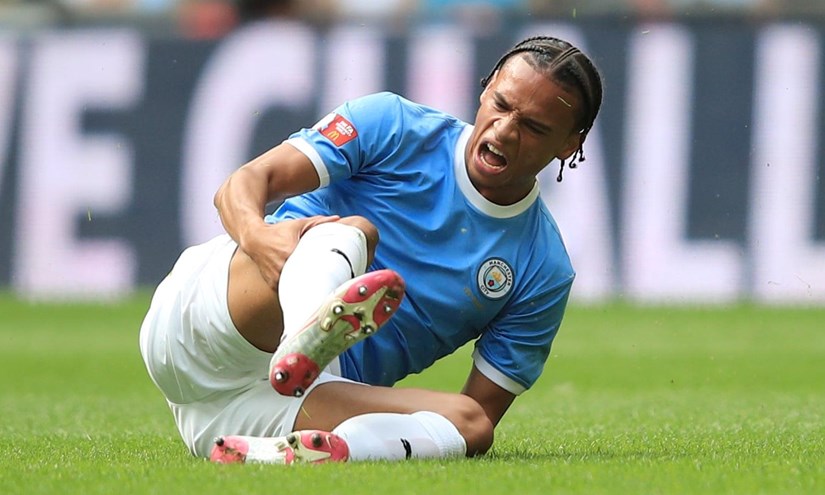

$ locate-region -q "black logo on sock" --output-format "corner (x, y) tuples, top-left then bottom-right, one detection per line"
(400, 438), (412, 459)
(331, 248), (356, 278)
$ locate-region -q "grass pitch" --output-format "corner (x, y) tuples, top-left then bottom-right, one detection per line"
(0, 293), (822, 494)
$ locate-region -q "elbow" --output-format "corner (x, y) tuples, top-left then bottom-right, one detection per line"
(446, 394), (495, 457)
(213, 177), (229, 211)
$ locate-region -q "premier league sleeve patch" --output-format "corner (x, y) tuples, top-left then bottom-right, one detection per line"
(477, 258), (514, 300)
(313, 112), (358, 147)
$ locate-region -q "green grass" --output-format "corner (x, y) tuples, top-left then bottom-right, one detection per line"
(0, 294), (823, 494)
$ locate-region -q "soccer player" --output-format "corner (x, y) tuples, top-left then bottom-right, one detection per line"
(139, 36), (603, 464)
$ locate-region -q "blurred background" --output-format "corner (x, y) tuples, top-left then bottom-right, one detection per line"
(1, 0), (822, 36)
(1, 0), (824, 305)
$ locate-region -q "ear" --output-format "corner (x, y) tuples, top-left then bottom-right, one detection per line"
(556, 132), (583, 161)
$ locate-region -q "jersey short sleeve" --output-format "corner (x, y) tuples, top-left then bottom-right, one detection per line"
(472, 267), (574, 395)
(284, 92), (407, 188)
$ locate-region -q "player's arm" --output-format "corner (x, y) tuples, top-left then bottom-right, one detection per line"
(214, 142), (339, 289)
(461, 365), (516, 427)
(463, 274), (573, 427)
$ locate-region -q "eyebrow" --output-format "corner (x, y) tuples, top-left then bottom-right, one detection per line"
(493, 91), (554, 134)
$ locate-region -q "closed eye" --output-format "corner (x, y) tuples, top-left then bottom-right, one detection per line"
(493, 91), (551, 135)
(525, 121), (550, 135)
(492, 96), (508, 112)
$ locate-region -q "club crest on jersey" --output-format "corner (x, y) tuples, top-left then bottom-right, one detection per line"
(313, 112), (358, 147)
(477, 258), (514, 300)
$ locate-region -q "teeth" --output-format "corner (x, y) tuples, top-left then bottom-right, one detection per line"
(487, 143), (504, 157)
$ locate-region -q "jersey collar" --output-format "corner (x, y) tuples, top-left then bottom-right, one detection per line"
(454, 125), (540, 219)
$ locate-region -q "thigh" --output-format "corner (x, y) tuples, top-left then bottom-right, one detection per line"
(226, 247), (285, 353)
(140, 235), (272, 405)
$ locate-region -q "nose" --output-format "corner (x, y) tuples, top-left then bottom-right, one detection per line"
(493, 115), (517, 142)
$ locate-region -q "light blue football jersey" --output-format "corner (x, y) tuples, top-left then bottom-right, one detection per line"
(265, 92), (574, 395)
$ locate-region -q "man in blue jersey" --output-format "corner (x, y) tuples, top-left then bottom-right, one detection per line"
(139, 35), (603, 464)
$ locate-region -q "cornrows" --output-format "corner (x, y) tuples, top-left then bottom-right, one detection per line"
(481, 36), (604, 182)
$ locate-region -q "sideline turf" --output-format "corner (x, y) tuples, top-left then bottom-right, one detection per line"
(0, 294), (822, 494)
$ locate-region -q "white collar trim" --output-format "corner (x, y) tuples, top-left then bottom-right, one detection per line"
(454, 125), (539, 219)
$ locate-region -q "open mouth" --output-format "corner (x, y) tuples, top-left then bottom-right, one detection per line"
(479, 142), (508, 169)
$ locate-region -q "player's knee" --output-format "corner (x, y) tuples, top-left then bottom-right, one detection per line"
(446, 394), (494, 456)
(338, 215), (379, 251)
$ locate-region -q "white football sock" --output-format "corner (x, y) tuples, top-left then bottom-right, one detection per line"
(278, 222), (368, 341)
(332, 411), (467, 461)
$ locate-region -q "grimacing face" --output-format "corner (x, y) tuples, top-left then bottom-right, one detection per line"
(465, 55), (583, 205)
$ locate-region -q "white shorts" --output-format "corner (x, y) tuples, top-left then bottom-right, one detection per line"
(138, 234), (351, 457)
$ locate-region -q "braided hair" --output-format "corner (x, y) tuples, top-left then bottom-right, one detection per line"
(481, 36), (603, 182)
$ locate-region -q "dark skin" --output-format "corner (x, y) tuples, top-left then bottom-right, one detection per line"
(214, 53), (584, 455)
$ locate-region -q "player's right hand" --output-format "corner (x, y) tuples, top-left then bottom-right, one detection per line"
(239, 215), (340, 291)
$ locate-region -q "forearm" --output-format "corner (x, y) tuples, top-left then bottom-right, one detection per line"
(214, 164), (272, 250)
(461, 366), (515, 428)
(214, 143), (323, 249)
